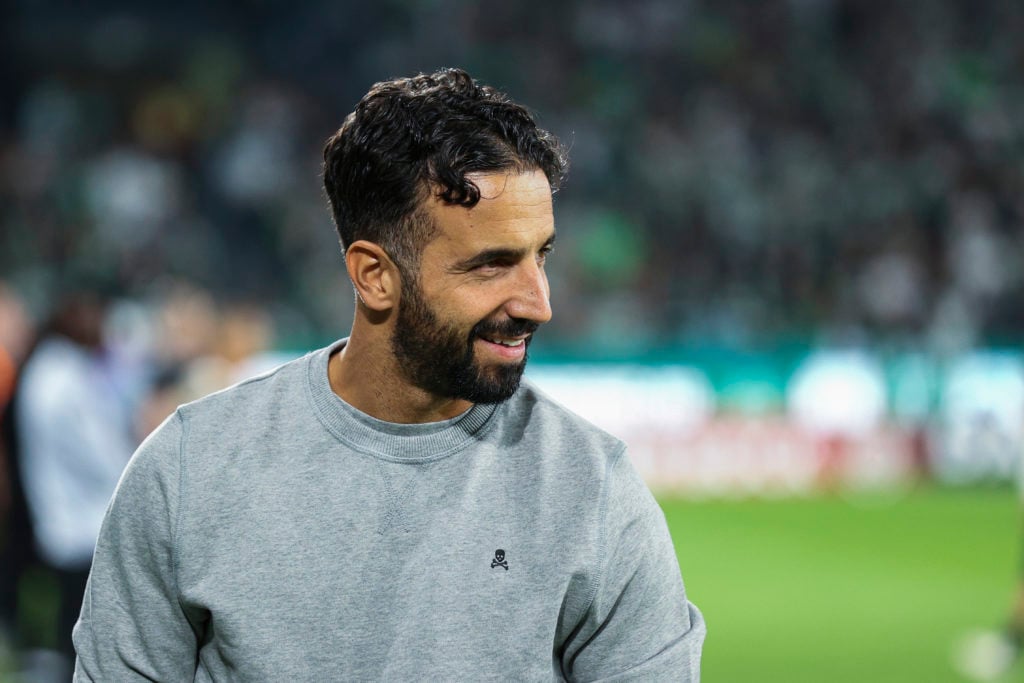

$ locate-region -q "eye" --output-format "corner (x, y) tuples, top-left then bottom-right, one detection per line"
(469, 258), (512, 277)
(537, 244), (554, 264)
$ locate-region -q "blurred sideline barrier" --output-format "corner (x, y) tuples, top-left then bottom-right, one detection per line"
(526, 347), (1024, 496)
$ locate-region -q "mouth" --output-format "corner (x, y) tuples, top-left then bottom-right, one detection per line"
(477, 335), (527, 348)
(471, 319), (539, 361)
(475, 333), (530, 359)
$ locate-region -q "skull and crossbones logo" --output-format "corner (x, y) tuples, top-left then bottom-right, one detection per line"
(491, 549), (508, 570)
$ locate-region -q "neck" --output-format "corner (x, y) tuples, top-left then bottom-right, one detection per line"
(329, 328), (473, 424)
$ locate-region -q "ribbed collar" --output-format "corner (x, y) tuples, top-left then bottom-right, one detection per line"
(305, 338), (499, 462)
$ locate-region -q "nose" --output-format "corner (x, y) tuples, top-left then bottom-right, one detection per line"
(506, 260), (552, 324)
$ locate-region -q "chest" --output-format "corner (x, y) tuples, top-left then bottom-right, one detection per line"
(177, 452), (598, 679)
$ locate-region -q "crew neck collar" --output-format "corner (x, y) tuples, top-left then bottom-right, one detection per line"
(305, 338), (498, 462)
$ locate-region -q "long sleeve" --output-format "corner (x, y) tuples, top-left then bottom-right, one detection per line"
(73, 410), (203, 681)
(560, 448), (706, 682)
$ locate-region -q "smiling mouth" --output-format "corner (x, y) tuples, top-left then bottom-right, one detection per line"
(478, 335), (527, 348)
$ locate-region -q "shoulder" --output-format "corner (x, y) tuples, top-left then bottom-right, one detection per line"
(21, 337), (81, 380)
(508, 378), (661, 511)
(134, 351), (316, 496)
(176, 349), (312, 430)
(17, 338), (92, 414)
(494, 377), (628, 480)
(514, 377), (623, 447)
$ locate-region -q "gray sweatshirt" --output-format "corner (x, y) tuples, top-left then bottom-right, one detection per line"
(73, 339), (705, 681)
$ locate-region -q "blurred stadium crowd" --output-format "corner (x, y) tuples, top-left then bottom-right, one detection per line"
(2, 0), (1023, 355)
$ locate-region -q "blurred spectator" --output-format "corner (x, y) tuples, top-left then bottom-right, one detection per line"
(134, 294), (284, 438)
(0, 284), (34, 654)
(178, 300), (277, 401)
(0, 285), (33, 408)
(4, 287), (137, 673)
(1, 0), (1022, 355)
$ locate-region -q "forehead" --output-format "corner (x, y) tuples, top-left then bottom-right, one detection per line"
(421, 170), (554, 256)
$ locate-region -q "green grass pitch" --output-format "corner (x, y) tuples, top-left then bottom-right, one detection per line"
(659, 485), (1020, 682)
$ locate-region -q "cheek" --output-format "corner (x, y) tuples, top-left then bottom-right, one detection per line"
(436, 289), (508, 326)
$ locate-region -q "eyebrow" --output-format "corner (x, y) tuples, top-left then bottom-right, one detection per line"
(452, 231), (556, 271)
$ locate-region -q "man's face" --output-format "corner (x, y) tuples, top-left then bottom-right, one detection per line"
(391, 170), (555, 404)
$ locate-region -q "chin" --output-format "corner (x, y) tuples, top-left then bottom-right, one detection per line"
(454, 362), (526, 404)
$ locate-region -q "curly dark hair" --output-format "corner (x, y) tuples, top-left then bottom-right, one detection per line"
(322, 68), (568, 273)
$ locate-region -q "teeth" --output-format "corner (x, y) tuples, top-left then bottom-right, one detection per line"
(483, 337), (525, 347)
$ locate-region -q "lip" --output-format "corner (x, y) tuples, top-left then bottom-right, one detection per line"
(476, 335), (528, 360)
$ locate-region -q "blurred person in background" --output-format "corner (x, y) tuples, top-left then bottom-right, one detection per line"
(0, 284), (34, 656)
(177, 300), (279, 401)
(134, 288), (280, 438)
(72, 68), (704, 681)
(2, 285), (137, 677)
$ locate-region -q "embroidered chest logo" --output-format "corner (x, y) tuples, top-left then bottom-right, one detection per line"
(490, 549), (508, 570)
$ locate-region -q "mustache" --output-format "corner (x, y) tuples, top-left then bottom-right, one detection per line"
(472, 318), (540, 340)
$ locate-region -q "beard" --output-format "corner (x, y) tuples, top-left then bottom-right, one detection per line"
(391, 278), (538, 404)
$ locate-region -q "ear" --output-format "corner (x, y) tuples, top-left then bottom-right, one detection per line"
(345, 240), (401, 312)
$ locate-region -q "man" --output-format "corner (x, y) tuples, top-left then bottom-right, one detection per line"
(73, 68), (705, 681)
